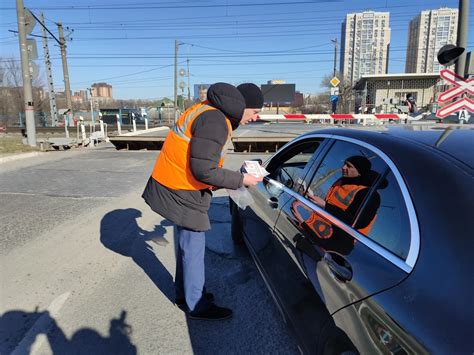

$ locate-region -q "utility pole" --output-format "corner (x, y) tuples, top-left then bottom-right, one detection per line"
(455, 0), (469, 76)
(88, 87), (94, 124)
(40, 12), (58, 127)
(332, 38), (338, 77)
(187, 56), (190, 102)
(16, 0), (36, 146)
(57, 22), (73, 126)
(174, 39), (179, 123)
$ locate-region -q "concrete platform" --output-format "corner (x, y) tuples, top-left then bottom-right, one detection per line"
(106, 122), (469, 153)
(108, 123), (322, 152)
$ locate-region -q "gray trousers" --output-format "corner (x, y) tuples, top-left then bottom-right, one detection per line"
(175, 226), (210, 313)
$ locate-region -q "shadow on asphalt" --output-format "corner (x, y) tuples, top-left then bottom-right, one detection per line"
(0, 309), (137, 354)
(99, 200), (298, 354)
(99, 208), (175, 304)
(184, 196), (299, 354)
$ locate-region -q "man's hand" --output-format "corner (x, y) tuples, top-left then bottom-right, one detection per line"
(243, 173), (263, 187)
(307, 194), (326, 208)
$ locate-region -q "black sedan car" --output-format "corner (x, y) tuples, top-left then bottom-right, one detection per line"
(230, 127), (474, 354)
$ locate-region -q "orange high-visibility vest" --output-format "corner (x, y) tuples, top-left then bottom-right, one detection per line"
(305, 212), (334, 239)
(326, 182), (376, 235)
(151, 101), (232, 190)
(291, 199), (334, 240)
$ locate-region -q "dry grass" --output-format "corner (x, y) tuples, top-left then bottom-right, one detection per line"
(0, 136), (39, 155)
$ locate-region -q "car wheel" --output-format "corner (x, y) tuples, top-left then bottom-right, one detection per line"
(230, 199), (245, 245)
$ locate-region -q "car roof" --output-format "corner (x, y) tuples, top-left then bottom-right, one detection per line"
(303, 126), (474, 171)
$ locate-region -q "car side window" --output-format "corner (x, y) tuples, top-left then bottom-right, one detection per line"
(267, 139), (323, 193)
(355, 171), (411, 260)
(305, 140), (386, 225)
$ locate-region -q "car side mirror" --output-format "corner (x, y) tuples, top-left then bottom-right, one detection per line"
(279, 168), (294, 189)
(265, 179), (285, 197)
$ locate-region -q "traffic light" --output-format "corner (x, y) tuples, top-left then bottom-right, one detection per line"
(437, 44), (465, 67)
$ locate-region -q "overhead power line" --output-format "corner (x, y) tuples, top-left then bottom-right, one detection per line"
(25, 9), (61, 44)
(0, 1), (399, 11)
(55, 11), (437, 28)
(3, 42), (471, 64)
(70, 61), (185, 85)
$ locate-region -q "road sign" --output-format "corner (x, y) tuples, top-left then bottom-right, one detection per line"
(437, 98), (474, 118)
(458, 108), (471, 123)
(438, 69), (474, 103)
(28, 61), (39, 78)
(26, 39), (38, 60)
(436, 69), (474, 119)
(330, 95), (339, 103)
(330, 87), (339, 96)
(330, 77), (340, 87)
(24, 9), (37, 35)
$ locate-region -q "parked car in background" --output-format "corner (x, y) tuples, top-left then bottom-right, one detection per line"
(230, 127), (474, 354)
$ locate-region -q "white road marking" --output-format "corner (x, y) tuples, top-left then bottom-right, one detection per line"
(11, 292), (71, 355)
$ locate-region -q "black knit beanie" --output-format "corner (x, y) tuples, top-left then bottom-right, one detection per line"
(237, 83), (264, 109)
(345, 156), (371, 176)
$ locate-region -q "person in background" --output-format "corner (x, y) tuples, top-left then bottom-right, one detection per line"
(142, 82), (264, 321)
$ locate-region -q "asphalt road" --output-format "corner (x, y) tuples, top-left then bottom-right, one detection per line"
(0, 144), (300, 354)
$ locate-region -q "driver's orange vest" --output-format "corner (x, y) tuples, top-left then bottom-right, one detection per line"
(151, 101), (232, 190)
(326, 182), (376, 235)
(293, 182), (377, 240)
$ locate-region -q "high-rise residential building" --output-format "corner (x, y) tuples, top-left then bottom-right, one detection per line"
(340, 11), (391, 84)
(405, 8), (458, 73)
(91, 82), (113, 102)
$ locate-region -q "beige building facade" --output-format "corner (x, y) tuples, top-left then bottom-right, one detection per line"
(405, 8), (458, 73)
(354, 73), (441, 113)
(340, 11), (391, 84)
(91, 82), (113, 102)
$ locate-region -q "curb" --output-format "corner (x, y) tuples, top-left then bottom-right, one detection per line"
(118, 126), (169, 137)
(0, 151), (45, 164)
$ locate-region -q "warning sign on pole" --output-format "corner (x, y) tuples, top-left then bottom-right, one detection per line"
(436, 69), (474, 119)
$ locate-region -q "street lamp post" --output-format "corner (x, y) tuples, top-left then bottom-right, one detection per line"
(386, 80), (391, 113)
(88, 88), (95, 126)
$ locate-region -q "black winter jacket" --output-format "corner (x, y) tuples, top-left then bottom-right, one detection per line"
(142, 83), (245, 231)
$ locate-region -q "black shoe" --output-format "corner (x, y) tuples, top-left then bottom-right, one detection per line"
(175, 292), (214, 309)
(188, 304), (233, 321)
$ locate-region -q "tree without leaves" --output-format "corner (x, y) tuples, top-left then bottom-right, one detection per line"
(321, 71), (354, 114)
(0, 57), (48, 125)
(301, 93), (331, 114)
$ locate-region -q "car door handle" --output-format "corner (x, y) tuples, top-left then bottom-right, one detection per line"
(267, 196), (279, 209)
(323, 252), (353, 282)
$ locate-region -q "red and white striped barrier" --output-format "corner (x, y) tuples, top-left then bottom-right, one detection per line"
(257, 113), (408, 124)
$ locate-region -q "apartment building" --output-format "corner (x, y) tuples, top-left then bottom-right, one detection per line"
(405, 8), (458, 73)
(91, 82), (113, 103)
(340, 11), (391, 84)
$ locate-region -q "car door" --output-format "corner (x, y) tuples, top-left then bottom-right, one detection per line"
(240, 137), (332, 353)
(241, 137), (327, 259)
(275, 137), (414, 318)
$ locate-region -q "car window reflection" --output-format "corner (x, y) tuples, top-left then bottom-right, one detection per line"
(267, 139), (322, 193)
(289, 140), (411, 260)
(291, 155), (383, 256)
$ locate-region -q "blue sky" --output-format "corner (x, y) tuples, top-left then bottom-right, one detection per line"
(1, 0), (473, 99)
